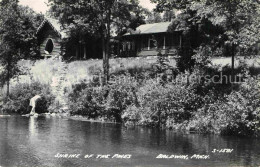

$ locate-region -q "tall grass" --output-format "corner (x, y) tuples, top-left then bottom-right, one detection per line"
(5, 57), (175, 96)
(3, 56), (260, 97)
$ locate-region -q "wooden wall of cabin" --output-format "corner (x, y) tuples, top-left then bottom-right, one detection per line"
(63, 37), (103, 60)
(137, 33), (181, 50)
(37, 23), (62, 58)
(120, 32), (182, 57)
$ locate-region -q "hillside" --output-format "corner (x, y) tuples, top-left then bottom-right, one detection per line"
(5, 55), (260, 91)
(0, 55), (258, 111)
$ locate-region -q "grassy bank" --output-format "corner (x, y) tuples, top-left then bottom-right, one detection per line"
(9, 56), (260, 89)
(1, 56), (260, 137)
(10, 56), (176, 91)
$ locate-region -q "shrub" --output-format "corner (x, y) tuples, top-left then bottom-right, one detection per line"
(220, 76), (260, 136)
(66, 67), (260, 137)
(190, 76), (260, 136)
(1, 82), (54, 114)
(68, 75), (140, 122)
(68, 84), (105, 118)
(66, 72), (205, 126)
(122, 105), (142, 123)
(107, 76), (139, 109)
(177, 46), (195, 72)
(125, 79), (204, 127)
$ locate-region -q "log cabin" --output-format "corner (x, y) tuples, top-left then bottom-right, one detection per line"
(36, 19), (182, 59)
(36, 18), (102, 60)
(120, 22), (182, 57)
(36, 18), (258, 59)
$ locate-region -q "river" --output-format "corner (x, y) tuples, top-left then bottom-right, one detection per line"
(0, 116), (259, 167)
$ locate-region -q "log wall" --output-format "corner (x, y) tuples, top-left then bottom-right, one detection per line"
(37, 23), (62, 57)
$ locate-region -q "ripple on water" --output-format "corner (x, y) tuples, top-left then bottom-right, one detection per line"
(0, 116), (260, 167)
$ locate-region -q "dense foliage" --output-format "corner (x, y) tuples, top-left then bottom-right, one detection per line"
(68, 76), (139, 122)
(1, 82), (55, 114)
(0, 0), (44, 97)
(66, 62), (260, 136)
(153, 0), (260, 71)
(190, 75), (260, 136)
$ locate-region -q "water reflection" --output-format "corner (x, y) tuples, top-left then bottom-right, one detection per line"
(0, 116), (260, 167)
(29, 117), (38, 138)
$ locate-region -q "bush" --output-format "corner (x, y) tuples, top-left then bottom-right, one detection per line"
(220, 76), (260, 136)
(68, 84), (105, 118)
(190, 76), (260, 136)
(106, 75), (139, 110)
(122, 105), (142, 123)
(118, 75), (204, 127)
(67, 67), (260, 137)
(2, 82), (54, 114)
(68, 72), (204, 127)
(68, 75), (139, 122)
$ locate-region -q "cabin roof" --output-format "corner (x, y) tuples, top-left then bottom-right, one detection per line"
(36, 17), (68, 39)
(124, 22), (174, 36)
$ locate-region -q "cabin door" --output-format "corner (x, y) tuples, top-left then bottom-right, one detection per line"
(45, 39), (54, 55)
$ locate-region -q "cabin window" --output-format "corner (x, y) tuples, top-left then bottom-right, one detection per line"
(128, 42), (134, 51)
(122, 43), (126, 51)
(126, 42), (130, 50)
(142, 39), (148, 50)
(131, 42), (135, 51)
(149, 39), (157, 50)
(122, 42), (135, 51)
(45, 39), (54, 54)
(156, 37), (164, 49)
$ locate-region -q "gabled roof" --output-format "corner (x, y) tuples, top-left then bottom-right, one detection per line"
(36, 17), (68, 39)
(124, 22), (173, 36)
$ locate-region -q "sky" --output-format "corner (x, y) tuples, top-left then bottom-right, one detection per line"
(19, 0), (156, 14)
(19, 0), (49, 14)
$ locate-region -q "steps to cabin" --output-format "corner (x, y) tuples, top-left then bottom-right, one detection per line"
(50, 60), (69, 112)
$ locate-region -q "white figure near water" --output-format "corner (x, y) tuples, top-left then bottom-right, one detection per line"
(29, 95), (42, 116)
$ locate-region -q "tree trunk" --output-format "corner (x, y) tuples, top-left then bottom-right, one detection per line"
(102, 36), (107, 85)
(117, 41), (120, 57)
(6, 76), (9, 99)
(6, 62), (10, 100)
(84, 45), (87, 59)
(231, 44), (235, 83)
(92, 42), (96, 59)
(76, 45), (79, 60)
(102, 8), (111, 85)
(105, 8), (111, 83)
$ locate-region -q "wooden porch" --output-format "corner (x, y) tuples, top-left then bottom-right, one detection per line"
(120, 32), (182, 57)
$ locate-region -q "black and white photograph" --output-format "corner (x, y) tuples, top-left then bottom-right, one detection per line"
(0, 0), (260, 166)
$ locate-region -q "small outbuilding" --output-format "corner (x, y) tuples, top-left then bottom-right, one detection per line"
(36, 18), (67, 58)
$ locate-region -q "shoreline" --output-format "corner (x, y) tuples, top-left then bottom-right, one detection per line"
(2, 113), (260, 137)
(19, 113), (122, 124)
